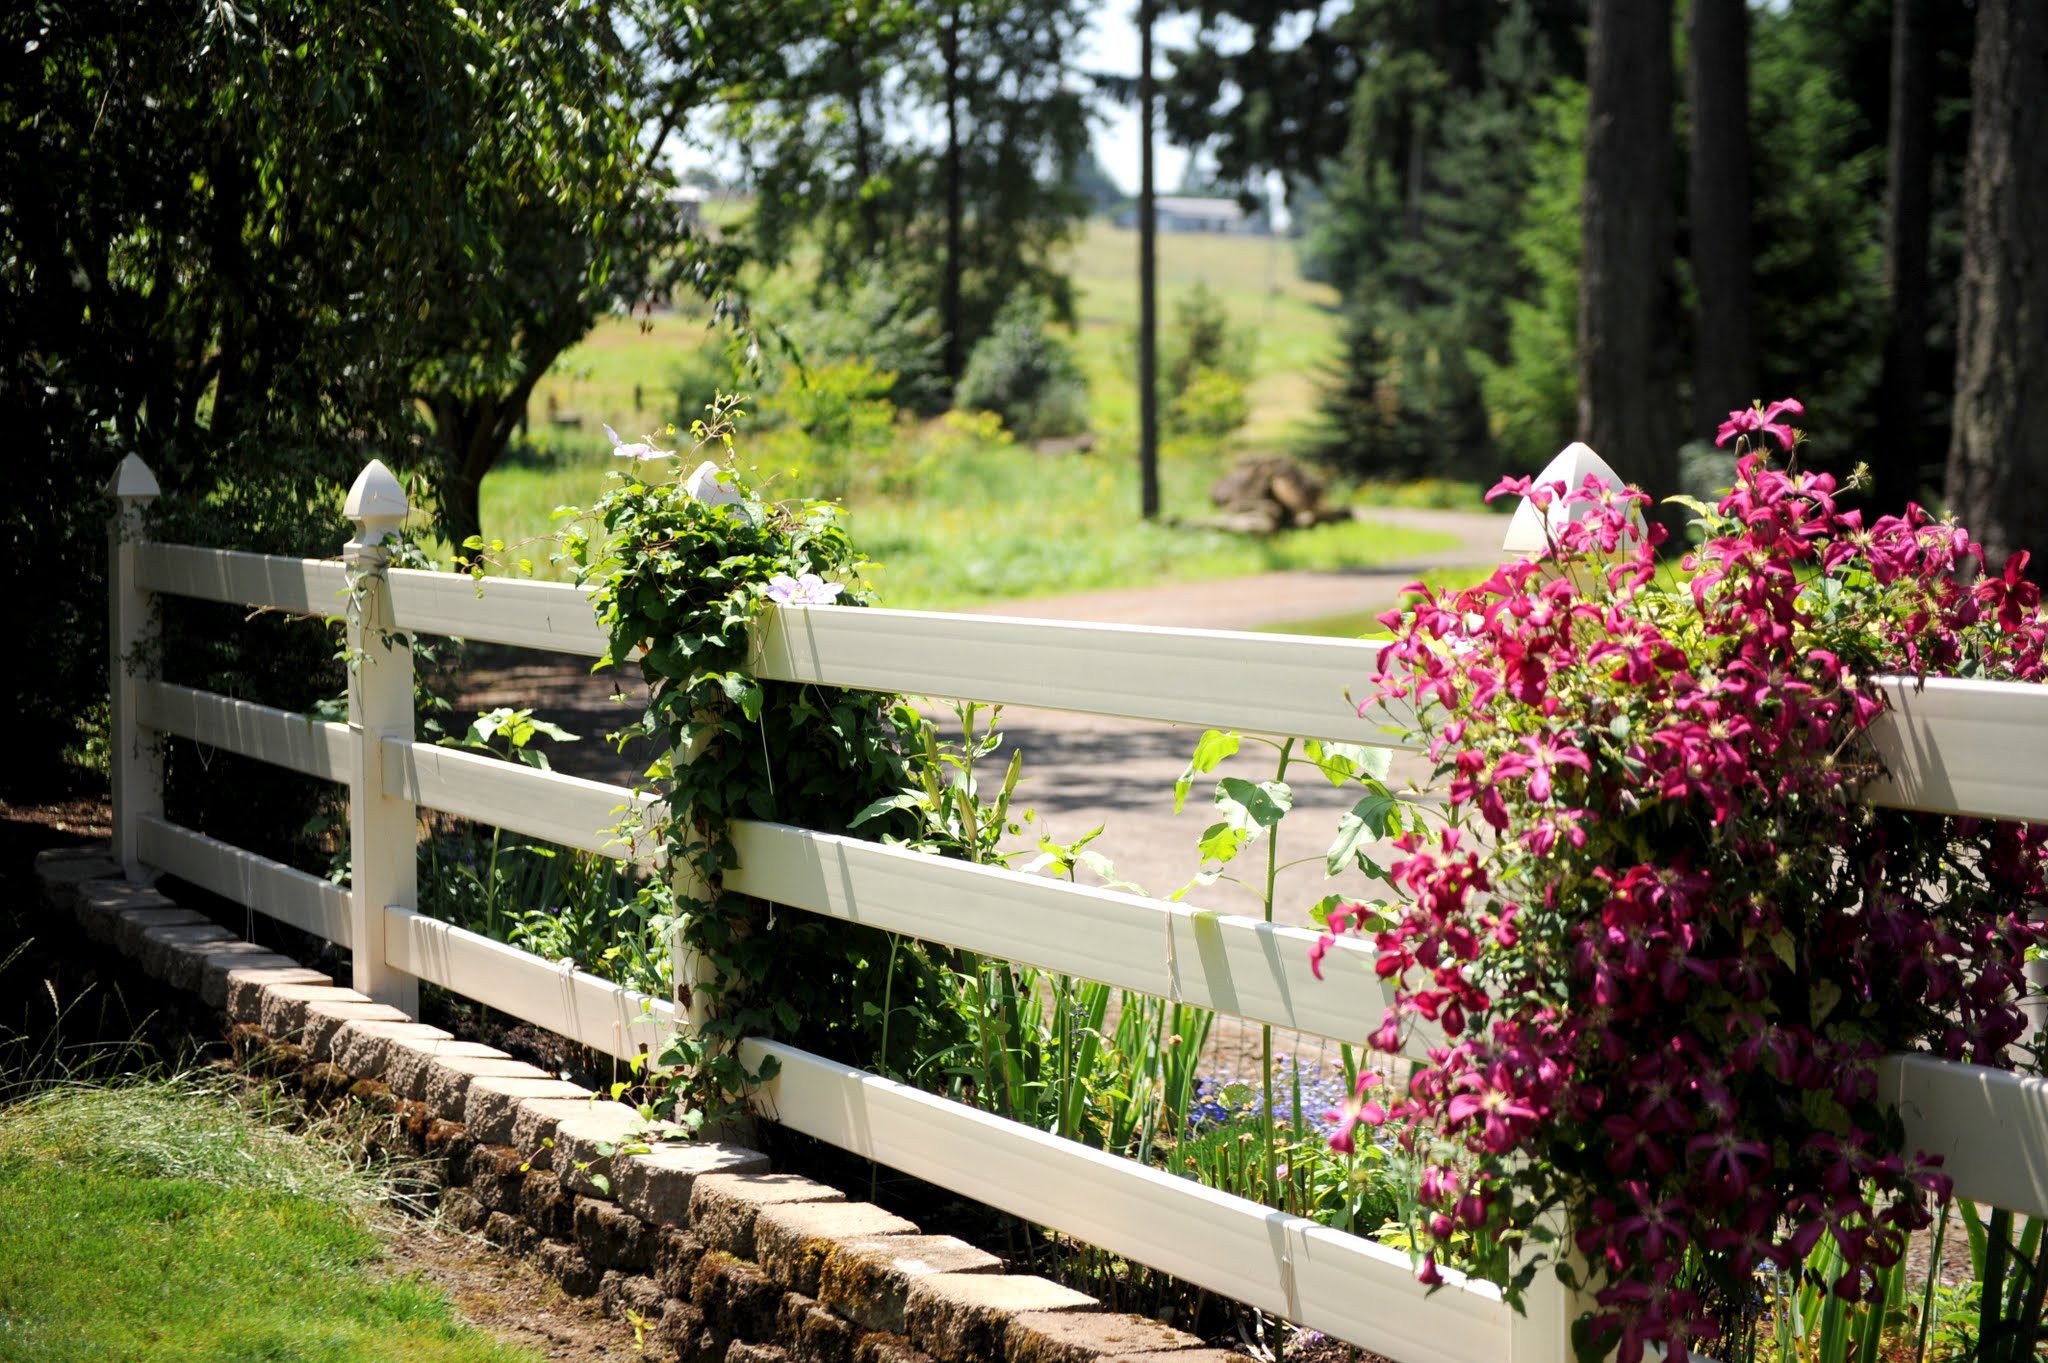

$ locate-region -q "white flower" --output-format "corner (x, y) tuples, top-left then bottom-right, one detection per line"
(605, 423), (673, 461)
(683, 460), (743, 507)
(764, 573), (845, 606)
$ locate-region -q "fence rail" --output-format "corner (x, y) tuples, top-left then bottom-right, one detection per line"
(102, 454), (2048, 1363)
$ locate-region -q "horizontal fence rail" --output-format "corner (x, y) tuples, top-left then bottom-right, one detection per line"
(139, 680), (355, 784)
(751, 604), (1398, 742)
(383, 906), (673, 1059)
(104, 506), (2048, 1363)
(725, 821), (1401, 1047)
(129, 538), (2048, 822)
(387, 568), (608, 657)
(383, 737), (658, 865)
(136, 542), (350, 617)
(1880, 1055), (2048, 1219)
(134, 814), (353, 947)
(741, 1036), (1513, 1363)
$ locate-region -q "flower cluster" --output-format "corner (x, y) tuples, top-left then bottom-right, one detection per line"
(1327, 403), (2048, 1359)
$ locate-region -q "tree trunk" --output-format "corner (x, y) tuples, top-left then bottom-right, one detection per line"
(1400, 112), (1426, 315)
(1579, 0), (1680, 518)
(1138, 0), (1159, 521)
(1686, 0), (1754, 438)
(844, 35), (880, 255)
(1872, 0), (1935, 515)
(941, 6), (965, 382)
(1945, 0), (2048, 574)
(428, 367), (547, 567)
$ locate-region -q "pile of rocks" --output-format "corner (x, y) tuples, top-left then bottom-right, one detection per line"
(1205, 455), (1352, 534)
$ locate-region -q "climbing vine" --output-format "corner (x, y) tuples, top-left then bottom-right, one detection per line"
(564, 401), (971, 1126)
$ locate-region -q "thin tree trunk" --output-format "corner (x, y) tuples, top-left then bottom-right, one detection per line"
(1872, 0), (1935, 515)
(844, 35), (880, 255)
(1400, 113), (1426, 315)
(1579, 0), (1680, 519)
(1945, 0), (2048, 575)
(1687, 0), (1754, 438)
(1138, 0), (1159, 521)
(941, 6), (966, 382)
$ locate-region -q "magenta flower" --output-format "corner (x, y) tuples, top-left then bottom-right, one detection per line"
(1325, 414), (2048, 1358)
(1715, 397), (1805, 451)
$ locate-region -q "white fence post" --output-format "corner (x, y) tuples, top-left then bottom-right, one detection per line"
(343, 459), (418, 1013)
(1507, 1244), (1591, 1363)
(106, 453), (163, 881)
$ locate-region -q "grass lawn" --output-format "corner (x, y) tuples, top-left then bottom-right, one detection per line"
(483, 443), (1463, 609)
(0, 1078), (535, 1363)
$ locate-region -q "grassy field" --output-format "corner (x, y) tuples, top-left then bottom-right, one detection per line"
(467, 220), (1420, 610)
(483, 440), (1462, 609)
(524, 217), (1343, 461)
(0, 1078), (534, 1363)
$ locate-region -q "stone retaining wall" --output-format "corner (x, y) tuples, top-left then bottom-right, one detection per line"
(33, 846), (1242, 1363)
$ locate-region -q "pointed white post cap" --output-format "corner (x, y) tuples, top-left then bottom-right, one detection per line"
(344, 459), (408, 525)
(1500, 441), (1643, 557)
(105, 453), (161, 501)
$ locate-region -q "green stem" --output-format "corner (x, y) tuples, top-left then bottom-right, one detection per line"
(1980, 1207), (2012, 1363)
(871, 933), (903, 1200)
(1913, 1201), (1947, 1363)
(2012, 1219), (2048, 1363)
(1261, 739), (1294, 1363)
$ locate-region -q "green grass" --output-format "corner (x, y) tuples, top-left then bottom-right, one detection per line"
(481, 439), (1463, 609)
(525, 217), (1342, 463)
(468, 220), (1463, 609)
(0, 1077), (535, 1363)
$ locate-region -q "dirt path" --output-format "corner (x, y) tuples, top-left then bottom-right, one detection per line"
(972, 507), (1505, 629)
(378, 1221), (644, 1362)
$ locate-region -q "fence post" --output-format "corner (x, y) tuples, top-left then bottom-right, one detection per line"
(1507, 1242), (1593, 1363)
(343, 459), (418, 1014)
(106, 453), (163, 882)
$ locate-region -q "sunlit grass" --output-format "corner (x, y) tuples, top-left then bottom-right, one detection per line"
(476, 431), (1466, 610)
(518, 218), (1344, 479)
(473, 221), (1400, 607)
(0, 1076), (536, 1363)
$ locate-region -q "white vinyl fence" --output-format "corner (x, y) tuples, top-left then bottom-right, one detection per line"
(104, 455), (2048, 1363)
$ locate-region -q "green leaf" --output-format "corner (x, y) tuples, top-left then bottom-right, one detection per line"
(1197, 820), (1249, 865)
(717, 673), (764, 723)
(1173, 729), (1240, 814)
(1215, 776), (1292, 830)
(1306, 740), (1393, 787)
(1326, 790), (1400, 876)
(849, 792), (923, 827)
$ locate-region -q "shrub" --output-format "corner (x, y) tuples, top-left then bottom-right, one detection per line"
(789, 273), (950, 417)
(1166, 364), (1252, 440)
(749, 358), (900, 501)
(1163, 281), (1253, 399)
(1318, 401), (2048, 1359)
(954, 298), (1088, 441)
